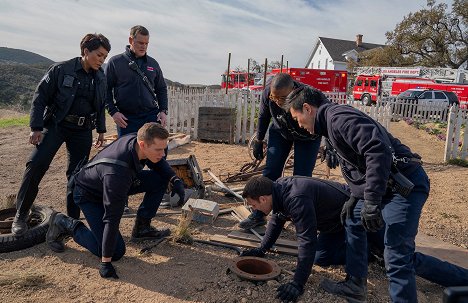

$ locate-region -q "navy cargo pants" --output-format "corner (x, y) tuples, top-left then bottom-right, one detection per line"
(315, 227), (468, 288)
(72, 169), (167, 259)
(345, 166), (431, 302)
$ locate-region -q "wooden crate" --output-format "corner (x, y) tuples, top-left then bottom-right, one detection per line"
(197, 107), (235, 143)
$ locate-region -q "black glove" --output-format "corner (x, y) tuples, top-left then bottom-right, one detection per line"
(170, 176), (185, 206)
(252, 140), (264, 161)
(99, 262), (119, 279)
(321, 141), (339, 169)
(340, 196), (358, 225)
(360, 200), (384, 232)
(239, 247), (266, 257)
(276, 281), (304, 302)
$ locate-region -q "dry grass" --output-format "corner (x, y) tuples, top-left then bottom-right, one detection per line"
(0, 270), (47, 288)
(172, 211), (194, 244)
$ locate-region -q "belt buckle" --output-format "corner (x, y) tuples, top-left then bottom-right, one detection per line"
(77, 116), (85, 126)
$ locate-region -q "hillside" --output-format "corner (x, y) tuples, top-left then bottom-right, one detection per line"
(0, 47), (214, 108)
(0, 47), (54, 66)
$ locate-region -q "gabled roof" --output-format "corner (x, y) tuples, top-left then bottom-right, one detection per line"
(320, 37), (384, 61)
(305, 36), (384, 67)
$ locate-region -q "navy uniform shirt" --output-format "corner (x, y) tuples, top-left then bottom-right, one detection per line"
(260, 176), (350, 287)
(315, 102), (420, 201)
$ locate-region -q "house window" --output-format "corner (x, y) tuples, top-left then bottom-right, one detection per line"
(325, 60), (328, 69)
(319, 48), (321, 55)
(318, 61), (321, 69)
(310, 62), (314, 69)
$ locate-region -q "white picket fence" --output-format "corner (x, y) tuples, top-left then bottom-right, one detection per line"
(166, 87), (390, 143)
(380, 97), (451, 123)
(444, 106), (468, 161)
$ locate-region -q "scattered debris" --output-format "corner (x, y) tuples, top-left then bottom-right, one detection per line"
(182, 198), (219, 224)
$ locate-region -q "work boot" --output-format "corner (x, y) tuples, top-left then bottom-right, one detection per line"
(11, 211), (29, 236)
(238, 213), (267, 230)
(320, 275), (367, 303)
(46, 212), (82, 253)
(131, 216), (171, 242)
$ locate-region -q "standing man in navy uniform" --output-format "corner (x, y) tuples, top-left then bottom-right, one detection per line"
(12, 33), (111, 236)
(241, 176), (468, 303)
(105, 25), (169, 212)
(239, 73), (326, 230)
(46, 123), (185, 278)
(284, 86), (431, 302)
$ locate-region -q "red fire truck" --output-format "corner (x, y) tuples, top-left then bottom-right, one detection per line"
(353, 67), (468, 107)
(353, 75), (468, 107)
(247, 68), (348, 93)
(220, 72), (256, 89)
(222, 68), (348, 93)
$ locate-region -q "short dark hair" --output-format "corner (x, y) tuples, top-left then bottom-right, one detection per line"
(282, 85), (329, 112)
(137, 122), (169, 144)
(242, 176), (274, 200)
(130, 25), (150, 38)
(271, 73), (294, 91)
(80, 33), (111, 56)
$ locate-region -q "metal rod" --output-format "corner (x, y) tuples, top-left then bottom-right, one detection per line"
(263, 58), (268, 89)
(247, 58), (250, 89)
(226, 52), (231, 94)
(280, 55), (284, 73)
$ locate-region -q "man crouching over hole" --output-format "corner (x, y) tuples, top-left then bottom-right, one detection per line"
(46, 122), (185, 279)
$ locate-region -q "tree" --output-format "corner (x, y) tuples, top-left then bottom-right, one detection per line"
(352, 0), (467, 69)
(385, 0), (467, 68)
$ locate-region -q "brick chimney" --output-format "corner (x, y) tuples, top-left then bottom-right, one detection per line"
(356, 34), (363, 47)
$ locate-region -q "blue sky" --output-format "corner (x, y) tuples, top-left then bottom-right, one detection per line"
(0, 0), (454, 85)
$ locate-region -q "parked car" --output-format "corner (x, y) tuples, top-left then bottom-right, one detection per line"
(395, 89), (460, 118)
(397, 89), (460, 106)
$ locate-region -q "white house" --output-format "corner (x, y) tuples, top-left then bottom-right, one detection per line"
(305, 35), (384, 71)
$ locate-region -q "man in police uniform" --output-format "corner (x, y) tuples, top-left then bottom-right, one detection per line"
(283, 86), (431, 302)
(46, 123), (185, 278)
(12, 33), (111, 236)
(239, 73), (326, 230)
(241, 176), (468, 302)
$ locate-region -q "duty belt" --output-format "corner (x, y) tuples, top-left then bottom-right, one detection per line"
(392, 154), (423, 164)
(63, 113), (96, 127)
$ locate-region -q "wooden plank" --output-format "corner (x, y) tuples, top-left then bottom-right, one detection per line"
(233, 205), (251, 220)
(416, 233), (468, 268)
(210, 234), (297, 256)
(228, 231), (298, 249)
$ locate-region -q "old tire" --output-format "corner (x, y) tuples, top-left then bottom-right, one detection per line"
(361, 94), (372, 106)
(0, 205), (54, 253)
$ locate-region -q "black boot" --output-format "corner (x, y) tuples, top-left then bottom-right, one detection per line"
(131, 216), (170, 242)
(320, 275), (367, 303)
(238, 213), (267, 230)
(46, 212), (82, 253)
(11, 211), (29, 236)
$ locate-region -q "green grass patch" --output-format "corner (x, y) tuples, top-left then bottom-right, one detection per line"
(0, 115), (29, 128)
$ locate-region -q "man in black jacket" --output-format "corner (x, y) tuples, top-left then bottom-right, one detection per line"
(105, 25), (168, 134)
(239, 73), (324, 230)
(241, 176), (468, 302)
(283, 86), (431, 302)
(12, 33), (111, 236)
(46, 123), (185, 279)
(105, 25), (169, 213)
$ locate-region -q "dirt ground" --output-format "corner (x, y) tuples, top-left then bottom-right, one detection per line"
(0, 110), (466, 303)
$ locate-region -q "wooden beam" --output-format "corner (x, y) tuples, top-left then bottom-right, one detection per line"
(210, 234), (297, 256)
(228, 231), (298, 249)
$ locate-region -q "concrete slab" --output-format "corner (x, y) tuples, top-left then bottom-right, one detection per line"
(416, 233), (468, 268)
